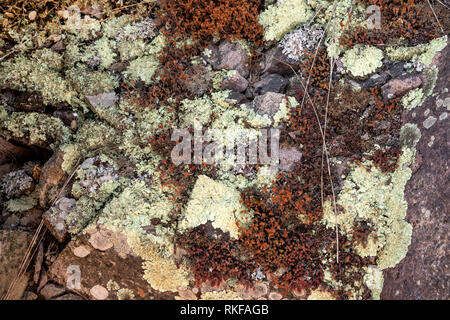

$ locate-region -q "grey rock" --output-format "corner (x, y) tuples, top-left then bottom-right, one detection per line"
(253, 92), (286, 119)
(52, 293), (84, 300)
(86, 92), (117, 109)
(362, 73), (389, 88)
(386, 62), (405, 78)
(42, 197), (76, 242)
(382, 75), (422, 99)
(253, 73), (288, 95)
(40, 283), (65, 300)
(221, 71), (249, 92)
(213, 41), (249, 78)
(262, 46), (300, 75)
(279, 147), (302, 172)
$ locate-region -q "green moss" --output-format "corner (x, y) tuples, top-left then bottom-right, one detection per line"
(0, 109), (71, 150)
(258, 0), (313, 41)
(342, 45), (383, 77)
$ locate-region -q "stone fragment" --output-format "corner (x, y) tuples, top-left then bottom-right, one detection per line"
(253, 73), (288, 95)
(40, 283), (65, 300)
(382, 75), (422, 99)
(214, 41), (249, 78)
(90, 285), (109, 300)
(221, 71), (249, 92)
(262, 46), (300, 75)
(42, 197), (76, 242)
(0, 230), (32, 299)
(48, 226), (165, 300)
(86, 92), (117, 109)
(253, 92), (286, 118)
(38, 150), (70, 209)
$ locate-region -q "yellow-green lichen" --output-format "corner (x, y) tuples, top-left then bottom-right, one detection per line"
(386, 36), (447, 67)
(259, 0), (313, 41)
(0, 49), (81, 107)
(60, 144), (82, 173)
(0, 109), (71, 150)
(200, 290), (242, 300)
(363, 265), (384, 300)
(179, 175), (251, 239)
(342, 45), (383, 77)
(5, 193), (38, 212)
(322, 146), (416, 269)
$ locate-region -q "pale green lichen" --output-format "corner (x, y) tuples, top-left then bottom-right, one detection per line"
(200, 290), (242, 300)
(0, 108), (71, 150)
(322, 146), (416, 269)
(74, 120), (118, 152)
(402, 66), (439, 110)
(402, 88), (424, 110)
(400, 123), (421, 149)
(60, 144), (82, 173)
(179, 175), (251, 239)
(66, 65), (118, 96)
(342, 45), (384, 77)
(259, 0), (313, 41)
(123, 34), (166, 84)
(386, 36), (447, 67)
(0, 49), (81, 107)
(363, 266), (384, 300)
(5, 193), (38, 212)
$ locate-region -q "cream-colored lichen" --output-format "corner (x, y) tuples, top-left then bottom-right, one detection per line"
(200, 290), (242, 300)
(179, 175), (251, 238)
(0, 109), (71, 150)
(307, 288), (336, 300)
(363, 265), (384, 300)
(259, 0), (313, 41)
(342, 45), (383, 77)
(386, 36), (447, 67)
(323, 146), (416, 269)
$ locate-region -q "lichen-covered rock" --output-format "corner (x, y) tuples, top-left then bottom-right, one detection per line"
(213, 41), (249, 78)
(42, 197), (77, 242)
(280, 25), (323, 61)
(382, 75), (422, 100)
(0, 108), (72, 150)
(0, 169), (35, 199)
(37, 149), (70, 209)
(221, 70), (249, 92)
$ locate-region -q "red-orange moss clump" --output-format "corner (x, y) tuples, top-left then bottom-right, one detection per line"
(161, 0), (264, 45)
(340, 0), (442, 49)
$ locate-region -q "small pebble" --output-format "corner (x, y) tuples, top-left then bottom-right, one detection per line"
(90, 285), (109, 300)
